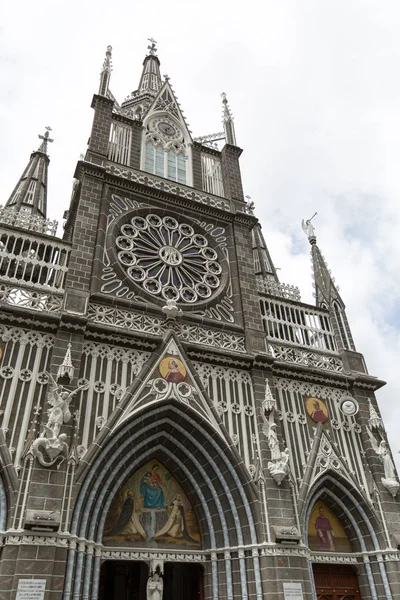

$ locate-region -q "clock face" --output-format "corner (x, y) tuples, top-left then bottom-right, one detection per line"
(158, 121), (177, 137)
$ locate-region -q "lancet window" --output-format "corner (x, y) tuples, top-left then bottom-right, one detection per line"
(201, 153), (224, 196)
(108, 122), (132, 166)
(142, 117), (188, 184)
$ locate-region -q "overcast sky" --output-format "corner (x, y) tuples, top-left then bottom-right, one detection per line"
(1, 1), (400, 465)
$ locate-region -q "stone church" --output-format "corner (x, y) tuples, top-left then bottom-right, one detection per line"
(0, 40), (399, 600)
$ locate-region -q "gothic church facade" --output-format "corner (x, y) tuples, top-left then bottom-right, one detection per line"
(0, 41), (399, 600)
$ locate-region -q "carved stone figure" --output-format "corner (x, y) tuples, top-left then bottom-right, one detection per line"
(301, 214), (317, 240)
(31, 431), (69, 468)
(367, 427), (399, 497)
(260, 407), (281, 461)
(260, 389), (290, 485)
(147, 568), (163, 600)
(31, 375), (85, 468)
(44, 374), (84, 438)
(267, 448), (290, 486)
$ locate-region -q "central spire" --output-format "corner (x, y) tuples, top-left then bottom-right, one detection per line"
(121, 39), (162, 118)
(138, 38), (162, 94)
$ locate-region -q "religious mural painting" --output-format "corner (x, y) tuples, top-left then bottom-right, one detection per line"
(159, 356), (187, 384)
(305, 397), (329, 425)
(308, 501), (352, 553)
(103, 459), (201, 549)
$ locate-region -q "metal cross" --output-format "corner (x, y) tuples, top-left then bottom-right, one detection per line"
(38, 126), (54, 144)
(147, 38), (157, 55)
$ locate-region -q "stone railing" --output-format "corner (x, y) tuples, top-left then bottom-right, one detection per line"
(260, 296), (337, 353)
(256, 276), (301, 301)
(0, 227), (70, 314)
(0, 206), (58, 236)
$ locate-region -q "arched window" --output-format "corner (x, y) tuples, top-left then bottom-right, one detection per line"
(142, 118), (189, 185)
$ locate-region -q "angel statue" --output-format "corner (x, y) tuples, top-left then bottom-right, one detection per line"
(44, 374), (85, 439)
(301, 212), (317, 241)
(366, 427), (399, 497)
(146, 567), (163, 600)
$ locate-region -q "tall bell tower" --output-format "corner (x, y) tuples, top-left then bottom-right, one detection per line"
(0, 41), (399, 600)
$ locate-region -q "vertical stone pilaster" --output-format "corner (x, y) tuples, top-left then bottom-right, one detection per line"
(221, 144), (244, 202)
(88, 95), (114, 159)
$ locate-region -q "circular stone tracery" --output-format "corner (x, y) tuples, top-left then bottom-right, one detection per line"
(115, 213), (223, 304)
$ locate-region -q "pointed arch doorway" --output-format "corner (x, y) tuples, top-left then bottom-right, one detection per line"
(98, 560), (204, 600)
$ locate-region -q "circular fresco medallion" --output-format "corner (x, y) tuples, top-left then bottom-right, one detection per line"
(305, 397), (329, 424)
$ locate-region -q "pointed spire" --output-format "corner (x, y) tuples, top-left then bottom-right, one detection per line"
(138, 38), (162, 94)
(252, 223), (279, 280)
(121, 39), (162, 117)
(56, 343), (75, 382)
(221, 92), (237, 146)
(303, 217), (356, 351)
(99, 45), (112, 96)
(4, 127), (53, 218)
(368, 398), (384, 431)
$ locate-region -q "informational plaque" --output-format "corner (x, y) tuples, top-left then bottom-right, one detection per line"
(16, 579), (46, 600)
(283, 582), (304, 600)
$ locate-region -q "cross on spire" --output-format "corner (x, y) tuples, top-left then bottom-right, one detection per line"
(37, 127), (54, 154)
(147, 38), (157, 56)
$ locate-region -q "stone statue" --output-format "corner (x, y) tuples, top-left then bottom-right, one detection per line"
(44, 374), (84, 438)
(268, 448), (290, 486)
(260, 391), (290, 485)
(366, 427), (399, 497)
(301, 213), (317, 240)
(31, 375), (86, 468)
(147, 568), (163, 600)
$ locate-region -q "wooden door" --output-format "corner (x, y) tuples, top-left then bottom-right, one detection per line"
(313, 564), (361, 600)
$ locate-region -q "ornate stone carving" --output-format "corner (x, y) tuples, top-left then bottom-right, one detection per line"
(56, 343), (75, 382)
(366, 427), (399, 497)
(31, 375), (85, 468)
(105, 163), (231, 211)
(260, 383), (290, 485)
(147, 567), (163, 600)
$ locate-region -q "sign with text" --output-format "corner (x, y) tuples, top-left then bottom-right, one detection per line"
(283, 582), (304, 600)
(16, 579), (46, 600)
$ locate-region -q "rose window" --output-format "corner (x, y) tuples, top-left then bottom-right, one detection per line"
(115, 213), (223, 304)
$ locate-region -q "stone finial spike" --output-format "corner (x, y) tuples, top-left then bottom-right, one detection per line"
(221, 92), (237, 145)
(37, 127), (54, 155)
(56, 343), (75, 382)
(99, 45), (112, 96)
(262, 380), (277, 413)
(368, 398), (384, 431)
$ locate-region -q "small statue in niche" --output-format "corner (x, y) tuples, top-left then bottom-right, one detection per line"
(31, 375), (86, 468)
(147, 566), (163, 600)
(366, 427), (399, 497)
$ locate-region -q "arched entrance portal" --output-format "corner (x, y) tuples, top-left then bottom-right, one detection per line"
(98, 561), (204, 600)
(313, 564), (360, 600)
